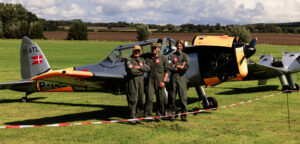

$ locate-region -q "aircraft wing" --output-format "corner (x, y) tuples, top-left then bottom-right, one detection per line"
(30, 70), (126, 93)
(0, 80), (34, 92)
(244, 63), (288, 80)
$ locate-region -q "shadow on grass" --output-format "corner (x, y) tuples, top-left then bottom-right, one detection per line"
(5, 97), (203, 125)
(0, 97), (47, 103)
(5, 102), (128, 125)
(216, 85), (279, 95)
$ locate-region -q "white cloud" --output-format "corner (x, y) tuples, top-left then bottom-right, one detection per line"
(1, 0), (300, 24)
(90, 0), (146, 15)
(61, 3), (86, 18)
(23, 0), (62, 8)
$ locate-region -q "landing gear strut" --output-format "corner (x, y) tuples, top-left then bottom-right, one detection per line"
(195, 86), (218, 109)
(21, 92), (32, 103)
(280, 74), (299, 92)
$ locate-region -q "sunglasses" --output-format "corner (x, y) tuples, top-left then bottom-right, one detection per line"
(134, 50), (141, 53)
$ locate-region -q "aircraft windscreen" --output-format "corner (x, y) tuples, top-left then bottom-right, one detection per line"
(162, 38), (176, 55)
(103, 50), (123, 63)
(103, 43), (154, 65)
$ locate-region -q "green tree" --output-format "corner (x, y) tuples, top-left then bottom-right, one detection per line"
(18, 20), (28, 38)
(0, 21), (3, 38)
(136, 24), (151, 41)
(67, 20), (88, 40)
(196, 24), (204, 33)
(166, 24), (177, 32)
(40, 19), (58, 31)
(209, 26), (215, 32)
(215, 23), (221, 31)
(295, 28), (300, 34)
(246, 25), (256, 33)
(27, 12), (38, 23)
(0, 2), (42, 38)
(158, 26), (166, 32)
(286, 27), (295, 33)
(274, 26), (282, 33)
(28, 21), (44, 39)
(4, 22), (20, 38)
(226, 25), (251, 43)
(107, 23), (112, 30)
(255, 23), (265, 33)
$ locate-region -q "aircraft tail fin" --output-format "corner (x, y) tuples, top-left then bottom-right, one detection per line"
(20, 36), (51, 79)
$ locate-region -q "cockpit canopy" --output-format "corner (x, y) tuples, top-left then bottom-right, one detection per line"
(101, 37), (176, 67)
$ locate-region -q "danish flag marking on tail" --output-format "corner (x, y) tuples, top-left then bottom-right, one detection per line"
(31, 55), (43, 65)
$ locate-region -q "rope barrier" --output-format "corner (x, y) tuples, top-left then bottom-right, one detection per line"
(0, 90), (295, 129)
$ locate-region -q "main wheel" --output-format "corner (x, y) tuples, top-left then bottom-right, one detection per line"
(294, 83), (299, 91)
(203, 97), (218, 109)
(21, 97), (27, 103)
(282, 85), (291, 93)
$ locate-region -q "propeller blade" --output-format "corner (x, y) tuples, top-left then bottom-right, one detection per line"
(249, 38), (257, 48)
(239, 38), (257, 65)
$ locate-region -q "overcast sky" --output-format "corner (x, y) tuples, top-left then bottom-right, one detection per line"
(0, 0), (299, 25)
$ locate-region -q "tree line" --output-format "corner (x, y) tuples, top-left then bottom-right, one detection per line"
(0, 2), (43, 39)
(41, 19), (300, 34)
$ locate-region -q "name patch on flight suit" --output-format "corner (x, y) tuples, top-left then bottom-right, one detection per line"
(127, 61), (133, 68)
(173, 57), (178, 62)
(155, 59), (160, 63)
(139, 62), (143, 66)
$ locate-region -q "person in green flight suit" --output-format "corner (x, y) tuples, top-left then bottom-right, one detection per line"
(125, 45), (150, 124)
(144, 42), (169, 122)
(168, 40), (190, 122)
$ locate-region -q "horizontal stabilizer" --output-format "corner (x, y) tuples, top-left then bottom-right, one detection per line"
(0, 80), (34, 92)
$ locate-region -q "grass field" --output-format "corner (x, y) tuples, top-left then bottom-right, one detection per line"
(0, 39), (300, 144)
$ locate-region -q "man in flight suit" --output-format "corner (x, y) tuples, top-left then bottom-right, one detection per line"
(168, 40), (190, 122)
(125, 45), (150, 124)
(144, 42), (169, 122)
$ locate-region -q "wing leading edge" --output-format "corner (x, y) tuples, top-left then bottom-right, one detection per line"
(244, 63), (288, 80)
(30, 70), (126, 94)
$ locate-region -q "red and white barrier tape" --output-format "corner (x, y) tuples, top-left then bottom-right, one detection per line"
(0, 91), (290, 129)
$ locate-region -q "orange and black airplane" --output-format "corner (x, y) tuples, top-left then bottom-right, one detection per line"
(0, 36), (256, 109)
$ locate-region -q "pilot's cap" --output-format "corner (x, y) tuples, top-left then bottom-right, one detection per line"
(133, 45), (142, 51)
(151, 42), (159, 49)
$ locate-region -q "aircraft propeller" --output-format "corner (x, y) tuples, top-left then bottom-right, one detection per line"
(240, 38), (257, 64)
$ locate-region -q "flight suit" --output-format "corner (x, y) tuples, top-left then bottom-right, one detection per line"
(168, 51), (190, 121)
(144, 53), (169, 117)
(125, 56), (150, 119)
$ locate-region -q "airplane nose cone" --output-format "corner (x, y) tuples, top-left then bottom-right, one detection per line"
(22, 36), (32, 45)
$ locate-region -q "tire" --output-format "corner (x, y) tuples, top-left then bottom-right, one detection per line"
(294, 83), (299, 91)
(282, 85), (291, 93)
(21, 97), (27, 103)
(203, 97), (218, 109)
